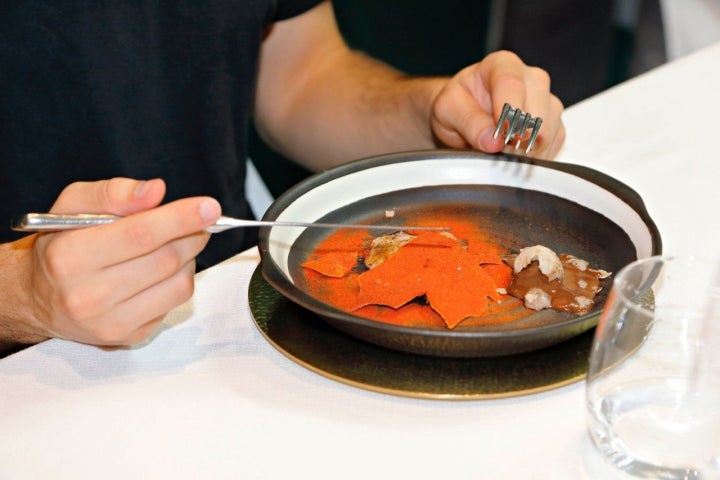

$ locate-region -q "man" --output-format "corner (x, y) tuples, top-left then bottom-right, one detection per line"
(0, 1), (564, 354)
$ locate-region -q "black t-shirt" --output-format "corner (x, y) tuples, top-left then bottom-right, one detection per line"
(0, 0), (322, 269)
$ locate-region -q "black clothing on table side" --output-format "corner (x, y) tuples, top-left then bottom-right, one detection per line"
(0, 0), (323, 270)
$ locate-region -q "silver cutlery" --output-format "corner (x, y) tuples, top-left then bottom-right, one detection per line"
(12, 213), (448, 234)
(493, 103), (543, 153)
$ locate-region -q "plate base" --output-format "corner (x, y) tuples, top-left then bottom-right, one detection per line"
(249, 266), (593, 400)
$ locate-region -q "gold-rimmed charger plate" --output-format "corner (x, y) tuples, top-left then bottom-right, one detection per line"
(249, 266), (593, 400)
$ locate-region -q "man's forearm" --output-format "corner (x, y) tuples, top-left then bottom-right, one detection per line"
(253, 2), (448, 170)
(0, 237), (47, 356)
(258, 49), (448, 171)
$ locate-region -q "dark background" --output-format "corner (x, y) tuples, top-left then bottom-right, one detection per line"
(250, 0), (666, 197)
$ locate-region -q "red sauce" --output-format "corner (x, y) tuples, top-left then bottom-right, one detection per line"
(299, 212), (533, 329)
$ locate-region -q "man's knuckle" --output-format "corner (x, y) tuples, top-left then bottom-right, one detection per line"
(174, 272), (196, 304)
(155, 245), (184, 275)
(97, 178), (125, 211)
(43, 240), (73, 280)
(495, 73), (525, 91)
(125, 221), (157, 250)
(91, 324), (130, 345)
(123, 324), (159, 345)
(489, 50), (522, 66)
(58, 289), (94, 320)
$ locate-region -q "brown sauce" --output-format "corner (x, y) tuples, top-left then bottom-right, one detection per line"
(507, 254), (603, 314)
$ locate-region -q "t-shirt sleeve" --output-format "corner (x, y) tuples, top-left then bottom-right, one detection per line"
(274, 0), (326, 21)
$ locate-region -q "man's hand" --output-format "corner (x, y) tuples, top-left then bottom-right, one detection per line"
(0, 178), (221, 352)
(431, 50), (565, 159)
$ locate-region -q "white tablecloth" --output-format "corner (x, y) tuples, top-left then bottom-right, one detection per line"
(2, 42), (720, 480)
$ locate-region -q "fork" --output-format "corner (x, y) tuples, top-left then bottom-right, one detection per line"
(493, 103), (543, 153)
(11, 213), (448, 233)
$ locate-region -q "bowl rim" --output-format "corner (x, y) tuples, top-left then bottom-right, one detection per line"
(258, 149), (663, 341)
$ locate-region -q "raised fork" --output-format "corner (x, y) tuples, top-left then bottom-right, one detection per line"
(493, 103), (543, 153)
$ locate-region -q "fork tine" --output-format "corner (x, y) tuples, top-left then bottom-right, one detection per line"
(493, 103), (543, 154)
(525, 117), (543, 153)
(505, 108), (521, 145)
(516, 113), (532, 150)
(493, 103), (511, 140)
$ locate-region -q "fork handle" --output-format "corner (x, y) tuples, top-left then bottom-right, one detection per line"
(11, 213), (250, 233)
(12, 213), (119, 231)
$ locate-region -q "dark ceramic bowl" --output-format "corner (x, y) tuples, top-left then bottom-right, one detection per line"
(257, 150), (662, 357)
